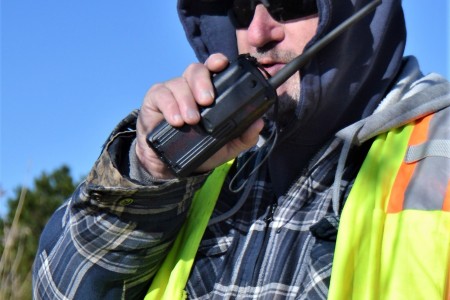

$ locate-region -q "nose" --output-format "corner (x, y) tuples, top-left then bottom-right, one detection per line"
(246, 4), (285, 49)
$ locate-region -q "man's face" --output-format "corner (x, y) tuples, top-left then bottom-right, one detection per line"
(235, 4), (319, 121)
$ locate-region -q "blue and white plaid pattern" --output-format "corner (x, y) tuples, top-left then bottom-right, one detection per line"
(186, 140), (358, 299)
(33, 130), (360, 299)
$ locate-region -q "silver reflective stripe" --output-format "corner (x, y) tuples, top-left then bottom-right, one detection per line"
(403, 106), (450, 211)
(405, 140), (450, 163)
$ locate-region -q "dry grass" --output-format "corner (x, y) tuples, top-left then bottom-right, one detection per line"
(0, 186), (32, 300)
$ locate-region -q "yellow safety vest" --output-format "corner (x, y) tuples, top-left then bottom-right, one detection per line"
(329, 111), (450, 299)
(146, 110), (450, 300)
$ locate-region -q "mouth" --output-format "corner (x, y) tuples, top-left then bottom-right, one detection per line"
(260, 62), (286, 78)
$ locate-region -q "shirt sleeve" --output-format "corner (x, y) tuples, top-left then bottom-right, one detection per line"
(33, 111), (208, 299)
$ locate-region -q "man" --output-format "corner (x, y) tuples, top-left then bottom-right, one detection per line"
(33, 0), (450, 299)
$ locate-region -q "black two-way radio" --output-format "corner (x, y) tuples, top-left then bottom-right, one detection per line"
(147, 0), (381, 177)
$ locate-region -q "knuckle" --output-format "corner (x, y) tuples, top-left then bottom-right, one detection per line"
(183, 62), (205, 77)
(147, 82), (166, 95)
(167, 77), (188, 88)
(205, 53), (228, 69)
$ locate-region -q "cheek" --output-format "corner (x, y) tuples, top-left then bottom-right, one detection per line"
(300, 17), (319, 46)
(278, 73), (300, 97)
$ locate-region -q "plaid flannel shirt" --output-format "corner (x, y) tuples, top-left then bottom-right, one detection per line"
(33, 114), (362, 299)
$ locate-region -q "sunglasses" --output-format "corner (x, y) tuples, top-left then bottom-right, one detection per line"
(229, 0), (318, 29)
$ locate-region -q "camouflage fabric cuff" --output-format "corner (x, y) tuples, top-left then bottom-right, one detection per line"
(85, 111), (208, 192)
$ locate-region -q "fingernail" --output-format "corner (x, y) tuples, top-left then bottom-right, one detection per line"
(173, 114), (182, 123)
(201, 90), (214, 102)
(187, 109), (200, 120)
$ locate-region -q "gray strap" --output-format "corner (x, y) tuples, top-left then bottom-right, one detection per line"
(405, 140), (450, 163)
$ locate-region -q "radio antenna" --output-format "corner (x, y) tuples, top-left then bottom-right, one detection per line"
(269, 0), (382, 88)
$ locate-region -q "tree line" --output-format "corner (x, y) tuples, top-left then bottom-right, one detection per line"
(0, 165), (79, 300)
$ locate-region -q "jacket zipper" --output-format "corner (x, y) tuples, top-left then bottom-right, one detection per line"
(264, 202), (278, 226)
(251, 201), (278, 282)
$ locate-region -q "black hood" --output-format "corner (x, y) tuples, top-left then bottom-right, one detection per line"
(177, 0), (406, 194)
(178, 0), (406, 137)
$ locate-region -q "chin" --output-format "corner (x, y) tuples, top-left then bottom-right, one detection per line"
(265, 92), (298, 127)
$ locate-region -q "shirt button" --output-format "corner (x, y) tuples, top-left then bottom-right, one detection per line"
(118, 198), (134, 206)
(91, 192), (102, 201)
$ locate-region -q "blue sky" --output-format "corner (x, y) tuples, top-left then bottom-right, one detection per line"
(1, 1), (449, 216)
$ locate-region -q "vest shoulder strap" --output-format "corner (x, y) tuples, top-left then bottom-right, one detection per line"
(145, 160), (234, 300)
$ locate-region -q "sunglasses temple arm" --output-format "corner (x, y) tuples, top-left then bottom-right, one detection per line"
(268, 0), (382, 89)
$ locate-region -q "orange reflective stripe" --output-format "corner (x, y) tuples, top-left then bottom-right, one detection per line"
(443, 180), (450, 212)
(387, 114), (432, 213)
(330, 109), (450, 300)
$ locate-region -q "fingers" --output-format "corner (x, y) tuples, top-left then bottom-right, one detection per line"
(204, 53), (229, 73)
(154, 77), (201, 125)
(182, 63), (215, 108)
(135, 53), (231, 178)
(183, 53), (229, 107)
(196, 118), (265, 173)
(142, 53), (229, 128)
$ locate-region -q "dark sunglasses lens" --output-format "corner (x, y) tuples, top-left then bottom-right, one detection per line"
(230, 1), (255, 28)
(230, 0), (318, 28)
(273, 0), (318, 22)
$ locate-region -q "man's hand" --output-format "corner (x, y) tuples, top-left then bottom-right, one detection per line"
(135, 53), (264, 179)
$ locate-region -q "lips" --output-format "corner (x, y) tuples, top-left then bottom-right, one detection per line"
(260, 62), (286, 77)
(256, 57), (286, 75)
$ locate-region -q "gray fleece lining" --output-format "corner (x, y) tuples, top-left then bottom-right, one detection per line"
(337, 58), (450, 146)
(331, 57), (450, 218)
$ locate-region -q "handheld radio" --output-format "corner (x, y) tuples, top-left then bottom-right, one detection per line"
(147, 0), (381, 177)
